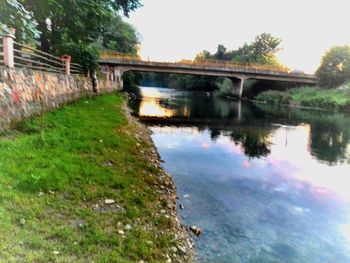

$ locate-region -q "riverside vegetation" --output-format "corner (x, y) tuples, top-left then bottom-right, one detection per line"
(254, 46), (350, 111)
(255, 84), (350, 111)
(0, 94), (194, 262)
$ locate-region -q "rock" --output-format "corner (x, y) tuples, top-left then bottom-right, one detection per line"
(104, 199), (115, 205)
(19, 218), (26, 226)
(38, 191), (44, 197)
(124, 224), (132, 231)
(190, 225), (201, 236)
(104, 161), (113, 166)
(118, 230), (125, 235)
(53, 251), (59, 255)
(179, 204), (184, 210)
(177, 245), (187, 254)
(170, 246), (178, 253)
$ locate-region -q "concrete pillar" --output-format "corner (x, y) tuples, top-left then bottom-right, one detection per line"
(92, 71), (98, 93)
(229, 77), (245, 98)
(3, 28), (16, 68)
(61, 55), (71, 75)
(113, 67), (124, 90)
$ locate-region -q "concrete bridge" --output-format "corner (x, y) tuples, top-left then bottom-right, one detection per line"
(99, 57), (318, 97)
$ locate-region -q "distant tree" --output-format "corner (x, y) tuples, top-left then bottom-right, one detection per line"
(193, 33), (283, 67)
(214, 44), (230, 61)
(194, 50), (211, 62)
(316, 46), (350, 88)
(232, 33), (282, 65)
(93, 14), (140, 54)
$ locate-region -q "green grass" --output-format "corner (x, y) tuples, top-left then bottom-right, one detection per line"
(0, 94), (175, 262)
(255, 85), (350, 111)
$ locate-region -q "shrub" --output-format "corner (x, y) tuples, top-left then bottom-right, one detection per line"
(255, 90), (292, 105)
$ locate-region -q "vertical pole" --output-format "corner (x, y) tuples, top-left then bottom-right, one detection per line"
(61, 55), (71, 76)
(3, 28), (16, 68)
(92, 70), (98, 93)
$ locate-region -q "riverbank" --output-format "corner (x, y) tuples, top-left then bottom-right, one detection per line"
(254, 85), (350, 111)
(0, 93), (194, 262)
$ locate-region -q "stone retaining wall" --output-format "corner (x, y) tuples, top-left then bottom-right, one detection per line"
(0, 67), (122, 129)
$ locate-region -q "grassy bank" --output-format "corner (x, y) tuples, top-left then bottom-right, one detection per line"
(0, 93), (192, 262)
(255, 84), (350, 111)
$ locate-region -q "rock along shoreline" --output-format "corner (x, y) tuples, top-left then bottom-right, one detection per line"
(124, 102), (196, 263)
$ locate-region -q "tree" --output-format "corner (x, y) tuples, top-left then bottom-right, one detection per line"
(194, 50), (211, 62)
(214, 44), (229, 60)
(93, 14), (140, 54)
(316, 46), (350, 88)
(232, 33), (281, 65)
(18, 0), (141, 71)
(193, 33), (283, 67)
(0, 0), (40, 42)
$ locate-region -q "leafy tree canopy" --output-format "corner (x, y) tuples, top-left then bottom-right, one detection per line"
(0, 0), (40, 41)
(92, 14), (140, 55)
(195, 33), (283, 67)
(316, 45), (350, 88)
(1, 0), (141, 71)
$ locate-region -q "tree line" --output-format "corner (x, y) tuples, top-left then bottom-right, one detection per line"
(140, 33), (285, 91)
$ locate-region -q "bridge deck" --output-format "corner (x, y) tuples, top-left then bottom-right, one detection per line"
(99, 58), (318, 84)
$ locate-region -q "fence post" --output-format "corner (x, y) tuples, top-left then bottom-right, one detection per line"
(61, 55), (71, 76)
(3, 28), (16, 68)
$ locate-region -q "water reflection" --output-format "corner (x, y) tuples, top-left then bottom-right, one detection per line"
(130, 87), (350, 262)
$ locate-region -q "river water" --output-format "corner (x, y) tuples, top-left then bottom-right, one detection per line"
(130, 86), (350, 263)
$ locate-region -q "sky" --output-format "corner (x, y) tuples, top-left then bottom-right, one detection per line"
(126, 0), (350, 73)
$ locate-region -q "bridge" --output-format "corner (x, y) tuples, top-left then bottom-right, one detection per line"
(99, 54), (318, 97)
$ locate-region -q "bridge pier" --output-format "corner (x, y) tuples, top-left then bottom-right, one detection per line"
(228, 77), (246, 98)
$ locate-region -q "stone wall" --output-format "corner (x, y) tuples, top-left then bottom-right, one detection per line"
(0, 67), (122, 129)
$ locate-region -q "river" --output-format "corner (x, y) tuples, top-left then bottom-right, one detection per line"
(130, 86), (350, 263)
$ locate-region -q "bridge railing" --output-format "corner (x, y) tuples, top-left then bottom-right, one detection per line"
(99, 50), (294, 75)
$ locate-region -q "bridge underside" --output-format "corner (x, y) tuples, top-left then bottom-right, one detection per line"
(99, 64), (317, 98)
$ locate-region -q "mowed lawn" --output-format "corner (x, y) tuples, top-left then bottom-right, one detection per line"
(0, 93), (175, 262)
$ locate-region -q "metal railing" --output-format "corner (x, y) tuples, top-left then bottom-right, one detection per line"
(13, 41), (65, 73)
(1, 32), (84, 75)
(12, 41), (84, 74)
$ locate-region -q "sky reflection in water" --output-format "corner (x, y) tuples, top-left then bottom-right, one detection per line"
(133, 87), (350, 262)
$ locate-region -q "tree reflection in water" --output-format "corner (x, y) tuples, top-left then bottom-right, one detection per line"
(130, 86), (350, 164)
